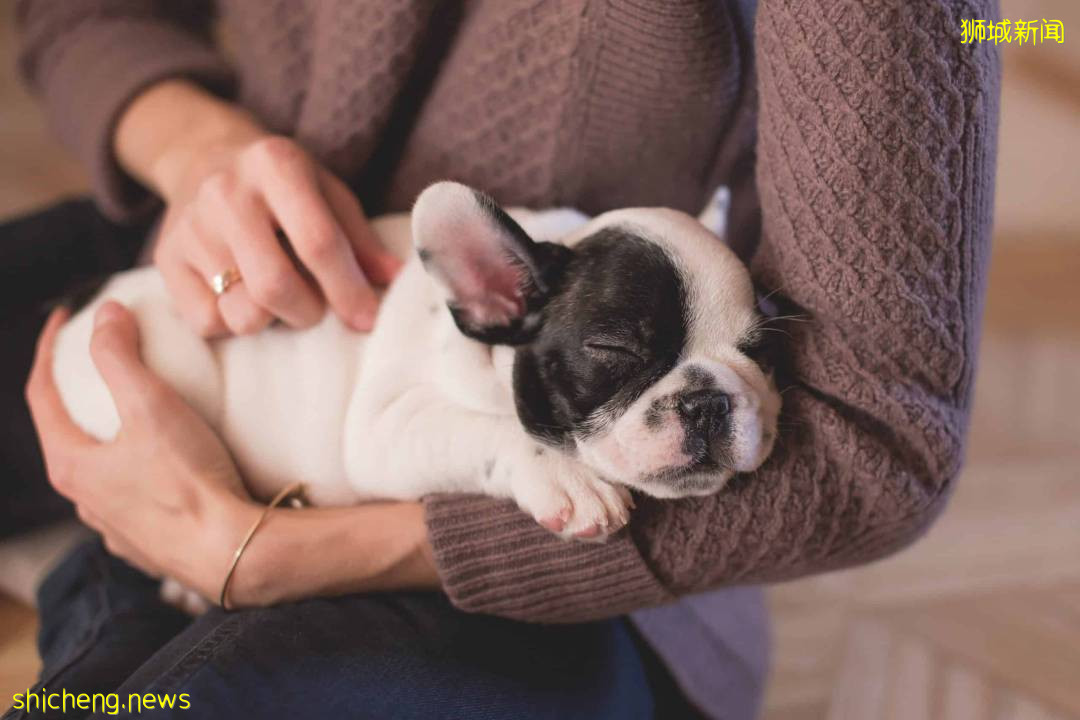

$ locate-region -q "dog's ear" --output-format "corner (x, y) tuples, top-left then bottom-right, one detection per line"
(412, 182), (570, 345)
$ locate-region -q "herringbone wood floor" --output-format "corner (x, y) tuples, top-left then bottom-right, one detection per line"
(1, 2), (1078, 718)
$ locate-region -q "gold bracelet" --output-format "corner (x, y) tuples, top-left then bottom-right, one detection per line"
(219, 481), (304, 611)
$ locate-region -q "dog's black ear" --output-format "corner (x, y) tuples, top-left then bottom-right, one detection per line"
(412, 182), (570, 345)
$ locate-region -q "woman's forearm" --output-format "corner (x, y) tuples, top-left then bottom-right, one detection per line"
(114, 79), (265, 201)
(225, 500), (440, 608)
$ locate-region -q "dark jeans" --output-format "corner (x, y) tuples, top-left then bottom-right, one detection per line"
(1, 200), (697, 719)
(6, 540), (656, 720)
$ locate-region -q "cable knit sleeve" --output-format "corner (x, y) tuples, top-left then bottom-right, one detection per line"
(16, 0), (234, 221)
(424, 0), (999, 623)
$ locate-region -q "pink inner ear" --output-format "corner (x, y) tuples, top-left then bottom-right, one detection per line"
(413, 182), (536, 330)
(451, 246), (527, 328)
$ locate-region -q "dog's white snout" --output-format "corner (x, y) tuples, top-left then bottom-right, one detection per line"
(687, 360), (775, 474)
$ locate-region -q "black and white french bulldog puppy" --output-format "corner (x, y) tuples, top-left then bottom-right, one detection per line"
(52, 182), (780, 543)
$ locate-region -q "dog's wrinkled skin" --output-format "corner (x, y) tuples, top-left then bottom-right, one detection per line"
(53, 182), (780, 549)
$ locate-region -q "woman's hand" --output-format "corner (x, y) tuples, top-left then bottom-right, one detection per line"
(27, 304), (439, 606)
(26, 304), (258, 597)
(116, 80), (401, 337)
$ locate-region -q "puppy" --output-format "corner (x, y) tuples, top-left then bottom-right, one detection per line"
(53, 183), (780, 547)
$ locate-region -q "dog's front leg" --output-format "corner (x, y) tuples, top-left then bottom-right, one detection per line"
(497, 440), (633, 540)
(346, 387), (632, 539)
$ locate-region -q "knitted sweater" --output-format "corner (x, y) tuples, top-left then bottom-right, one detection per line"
(18, 0), (998, 708)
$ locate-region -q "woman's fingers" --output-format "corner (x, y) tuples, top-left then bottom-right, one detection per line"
(154, 135), (392, 336)
(216, 284), (275, 335)
(25, 308), (68, 409)
(25, 309), (95, 492)
(179, 235), (273, 336)
(252, 139), (379, 330)
(155, 214), (229, 338)
(88, 302), (177, 424)
(210, 189), (322, 329)
(26, 310), (92, 452)
(159, 259), (229, 338)
(319, 169), (403, 286)
(184, 205), (277, 335)
(88, 303), (156, 402)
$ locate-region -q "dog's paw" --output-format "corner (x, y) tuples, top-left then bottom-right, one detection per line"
(512, 453), (633, 541)
(160, 577), (211, 615)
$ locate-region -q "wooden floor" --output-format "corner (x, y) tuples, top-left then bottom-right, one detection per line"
(1, 2), (1078, 717)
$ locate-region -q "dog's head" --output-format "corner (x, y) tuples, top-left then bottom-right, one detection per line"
(412, 182), (780, 498)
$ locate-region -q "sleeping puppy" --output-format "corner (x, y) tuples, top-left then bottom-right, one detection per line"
(52, 182), (780, 548)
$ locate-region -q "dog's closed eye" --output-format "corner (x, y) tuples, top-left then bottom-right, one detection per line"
(583, 339), (646, 366)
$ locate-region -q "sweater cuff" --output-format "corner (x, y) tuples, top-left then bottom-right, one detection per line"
(424, 494), (672, 624)
(36, 18), (234, 222)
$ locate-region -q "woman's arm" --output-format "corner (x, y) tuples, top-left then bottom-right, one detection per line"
(420, 0), (1001, 622)
(226, 502), (438, 607)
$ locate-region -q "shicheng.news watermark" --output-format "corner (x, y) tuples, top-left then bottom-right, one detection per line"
(11, 688), (192, 715)
(961, 18), (1064, 45)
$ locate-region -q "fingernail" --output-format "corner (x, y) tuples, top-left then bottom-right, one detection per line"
(380, 255), (404, 281)
(352, 308), (376, 331)
(94, 303), (122, 328)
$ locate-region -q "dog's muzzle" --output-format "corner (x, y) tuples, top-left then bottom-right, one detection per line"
(676, 389), (732, 464)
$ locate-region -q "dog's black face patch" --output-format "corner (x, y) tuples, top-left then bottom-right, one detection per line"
(512, 227), (688, 446)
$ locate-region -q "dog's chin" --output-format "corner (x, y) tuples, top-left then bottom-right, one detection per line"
(621, 465), (735, 499)
(577, 439), (735, 499)
(575, 417), (758, 488)
(574, 420), (772, 499)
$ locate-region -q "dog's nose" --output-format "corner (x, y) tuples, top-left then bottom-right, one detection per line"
(678, 389), (731, 424)
(677, 389), (732, 456)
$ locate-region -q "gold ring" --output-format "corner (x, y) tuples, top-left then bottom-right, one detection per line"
(210, 268), (242, 296)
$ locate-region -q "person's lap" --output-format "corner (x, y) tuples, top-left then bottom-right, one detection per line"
(136, 594), (653, 720)
(12, 539), (653, 720)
